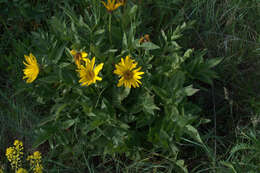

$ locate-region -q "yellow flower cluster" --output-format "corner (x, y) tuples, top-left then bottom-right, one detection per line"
(71, 50), (144, 88)
(5, 140), (24, 171)
(5, 140), (43, 173)
(23, 51), (144, 89)
(27, 151), (43, 173)
(22, 1), (146, 89)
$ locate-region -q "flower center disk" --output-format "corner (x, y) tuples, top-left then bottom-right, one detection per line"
(124, 70), (133, 80)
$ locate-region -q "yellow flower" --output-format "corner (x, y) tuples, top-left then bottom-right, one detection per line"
(5, 140), (24, 170)
(27, 151), (43, 173)
(70, 50), (88, 68)
(17, 168), (28, 173)
(23, 53), (39, 83)
(114, 56), (144, 88)
(77, 57), (104, 86)
(101, 0), (124, 12)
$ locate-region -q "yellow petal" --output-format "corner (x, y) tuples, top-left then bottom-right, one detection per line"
(91, 57), (95, 70)
(81, 51), (88, 58)
(96, 76), (102, 81)
(94, 63), (104, 75)
(70, 50), (77, 55)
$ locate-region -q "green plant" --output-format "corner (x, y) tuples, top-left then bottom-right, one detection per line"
(6, 1), (222, 172)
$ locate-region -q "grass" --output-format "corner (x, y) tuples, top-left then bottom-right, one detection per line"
(1, 0), (260, 172)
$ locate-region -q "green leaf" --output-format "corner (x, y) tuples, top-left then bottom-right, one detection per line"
(152, 85), (169, 101)
(61, 119), (77, 130)
(38, 75), (59, 84)
(59, 68), (76, 84)
(184, 125), (203, 144)
(230, 143), (254, 155)
(89, 119), (105, 131)
(175, 160), (188, 173)
(206, 57), (223, 68)
(52, 103), (68, 120)
(138, 42), (160, 50)
(53, 43), (66, 64)
(94, 29), (105, 35)
(161, 29), (167, 42)
(33, 130), (51, 148)
(33, 124), (59, 148)
(122, 32), (128, 48)
(183, 85), (199, 96)
(118, 87), (131, 103)
(142, 93), (160, 115)
(220, 161), (237, 173)
(129, 5), (138, 19)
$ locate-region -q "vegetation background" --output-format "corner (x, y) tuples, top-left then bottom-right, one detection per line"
(1, 0), (260, 172)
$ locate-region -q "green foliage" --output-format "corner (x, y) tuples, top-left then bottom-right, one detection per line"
(6, 1), (220, 171)
(3, 0), (260, 172)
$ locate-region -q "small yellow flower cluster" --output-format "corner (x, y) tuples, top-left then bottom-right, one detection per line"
(5, 140), (24, 171)
(27, 151), (43, 173)
(5, 140), (43, 173)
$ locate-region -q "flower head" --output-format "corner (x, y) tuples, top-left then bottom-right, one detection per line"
(114, 56), (144, 88)
(17, 168), (28, 173)
(77, 57), (104, 86)
(70, 50), (88, 68)
(139, 34), (150, 44)
(23, 53), (39, 83)
(27, 151), (43, 173)
(5, 140), (24, 170)
(101, 0), (124, 12)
